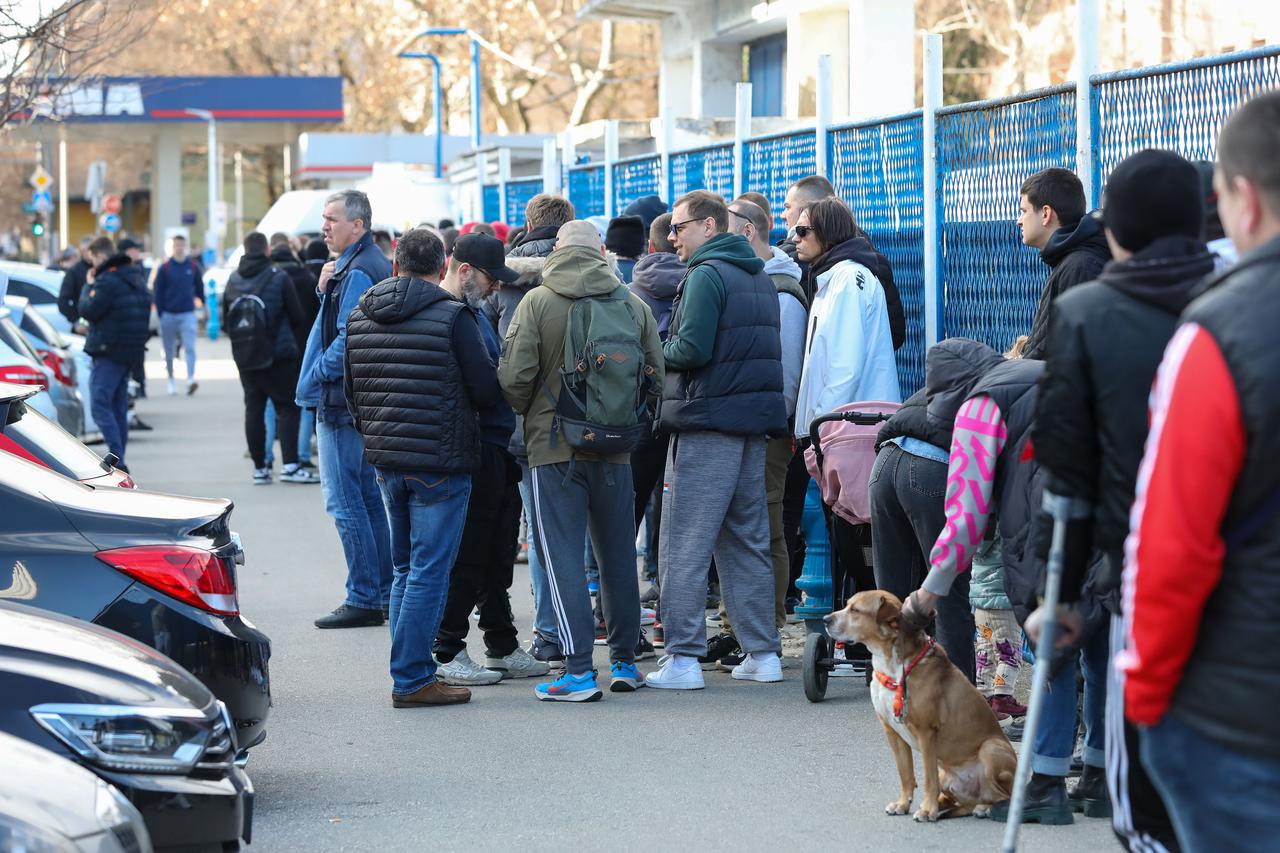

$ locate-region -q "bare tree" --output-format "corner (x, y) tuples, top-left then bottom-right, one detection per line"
(0, 0), (151, 132)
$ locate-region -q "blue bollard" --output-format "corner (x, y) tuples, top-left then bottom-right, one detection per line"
(795, 478), (833, 633)
(205, 277), (219, 341)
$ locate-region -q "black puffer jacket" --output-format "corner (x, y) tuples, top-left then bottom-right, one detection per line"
(78, 255), (151, 364)
(1024, 214), (1112, 359)
(1033, 235), (1216, 605)
(877, 337), (1004, 451)
(344, 275), (502, 473)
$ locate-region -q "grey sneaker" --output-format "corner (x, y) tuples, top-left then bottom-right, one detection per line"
(437, 650), (503, 686)
(280, 466), (320, 484)
(252, 467), (272, 485)
(485, 646), (550, 679)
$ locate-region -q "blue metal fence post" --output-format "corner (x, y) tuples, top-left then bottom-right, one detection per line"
(733, 83), (752, 200)
(542, 138), (559, 196)
(816, 54), (832, 178)
(659, 110), (672, 203)
(497, 148), (511, 224)
(1076, 0), (1100, 210)
(561, 129), (575, 198)
(604, 120), (619, 218)
(795, 479), (833, 629)
(922, 33), (943, 346)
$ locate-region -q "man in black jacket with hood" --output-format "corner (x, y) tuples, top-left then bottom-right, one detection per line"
(1018, 168), (1112, 358)
(58, 236), (94, 327)
(78, 236), (150, 471)
(1031, 149), (1214, 851)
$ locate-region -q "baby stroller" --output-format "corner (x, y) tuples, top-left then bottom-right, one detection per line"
(801, 401), (900, 702)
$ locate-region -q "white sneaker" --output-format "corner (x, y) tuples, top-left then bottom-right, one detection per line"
(705, 613), (724, 628)
(485, 646), (549, 679)
(252, 468), (272, 485)
(644, 654), (705, 690)
(731, 653), (784, 683)
(437, 650), (502, 686)
(640, 607), (657, 626)
(166, 378), (177, 396)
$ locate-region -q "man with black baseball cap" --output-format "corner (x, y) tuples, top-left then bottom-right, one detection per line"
(449, 232), (520, 285)
(1027, 148), (1215, 841)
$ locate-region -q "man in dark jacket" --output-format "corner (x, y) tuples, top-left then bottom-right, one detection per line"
(605, 214), (645, 283)
(58, 236), (94, 326)
(1018, 168), (1112, 358)
(223, 231), (314, 486)
(345, 228), (506, 709)
(269, 232), (320, 352)
(646, 190), (787, 690)
(1033, 152), (1216, 848)
(152, 234), (204, 396)
(77, 236), (150, 471)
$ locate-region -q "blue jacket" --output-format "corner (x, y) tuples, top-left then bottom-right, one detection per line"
(472, 305), (516, 448)
(153, 256), (203, 315)
(296, 232), (391, 414)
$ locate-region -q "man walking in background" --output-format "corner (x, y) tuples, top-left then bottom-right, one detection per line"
(152, 233), (204, 396)
(58, 236), (94, 328)
(297, 190), (396, 630)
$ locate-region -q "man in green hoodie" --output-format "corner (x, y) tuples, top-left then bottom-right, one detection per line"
(498, 220), (664, 702)
(645, 190), (789, 691)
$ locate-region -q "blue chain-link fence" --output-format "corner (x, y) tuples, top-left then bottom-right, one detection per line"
(505, 179), (543, 228)
(567, 164), (606, 218)
(613, 154), (663, 215)
(668, 143), (735, 201)
(936, 84), (1077, 352)
(481, 183), (500, 224)
(742, 130), (816, 240)
(829, 111), (927, 395)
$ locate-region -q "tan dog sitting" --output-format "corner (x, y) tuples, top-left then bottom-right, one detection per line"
(825, 590), (1016, 822)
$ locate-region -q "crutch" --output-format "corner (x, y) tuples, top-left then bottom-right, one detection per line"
(1000, 490), (1090, 853)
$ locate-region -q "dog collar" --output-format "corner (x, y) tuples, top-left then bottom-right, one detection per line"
(873, 637), (936, 722)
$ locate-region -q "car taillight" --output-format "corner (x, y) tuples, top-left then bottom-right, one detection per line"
(95, 545), (238, 616)
(0, 364), (49, 391)
(38, 350), (73, 386)
(117, 473), (137, 488)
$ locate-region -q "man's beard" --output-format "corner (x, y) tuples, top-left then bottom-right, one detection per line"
(461, 270), (487, 303)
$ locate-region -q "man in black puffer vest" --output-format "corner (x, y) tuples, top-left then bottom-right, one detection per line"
(78, 236), (150, 472)
(646, 190), (788, 691)
(223, 231), (312, 486)
(344, 228), (505, 710)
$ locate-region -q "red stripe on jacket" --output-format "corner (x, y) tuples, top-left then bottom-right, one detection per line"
(1119, 323), (1245, 726)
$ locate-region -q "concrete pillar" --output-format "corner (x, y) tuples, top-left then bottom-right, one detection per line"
(788, 7), (850, 118)
(848, 0), (915, 119)
(693, 41), (740, 117)
(150, 125), (182, 259)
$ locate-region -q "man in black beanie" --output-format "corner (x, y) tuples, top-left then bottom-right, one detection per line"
(1021, 148), (1214, 844)
(605, 214), (646, 283)
(623, 195), (668, 232)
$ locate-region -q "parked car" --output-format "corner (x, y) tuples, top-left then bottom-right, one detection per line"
(5, 295), (85, 437)
(0, 602), (252, 851)
(0, 730), (153, 853)
(0, 307), (58, 423)
(0, 260), (69, 334)
(0, 382), (133, 487)
(0, 450), (271, 754)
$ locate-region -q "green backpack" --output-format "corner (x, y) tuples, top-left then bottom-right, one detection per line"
(544, 285), (657, 455)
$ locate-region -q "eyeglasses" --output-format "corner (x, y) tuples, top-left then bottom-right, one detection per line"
(668, 217), (706, 238)
(794, 225), (815, 239)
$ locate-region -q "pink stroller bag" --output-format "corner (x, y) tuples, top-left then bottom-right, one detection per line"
(803, 401), (901, 526)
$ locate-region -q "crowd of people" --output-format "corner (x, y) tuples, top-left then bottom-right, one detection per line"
(56, 88), (1272, 852)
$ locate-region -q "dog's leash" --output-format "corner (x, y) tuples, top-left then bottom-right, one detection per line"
(873, 636), (935, 722)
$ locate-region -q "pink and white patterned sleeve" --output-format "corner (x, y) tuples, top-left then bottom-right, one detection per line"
(922, 394), (1008, 597)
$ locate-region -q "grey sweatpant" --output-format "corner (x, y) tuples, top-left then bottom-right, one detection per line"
(526, 461), (640, 673)
(659, 431), (781, 658)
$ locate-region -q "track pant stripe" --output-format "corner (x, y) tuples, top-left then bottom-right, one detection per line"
(530, 467), (574, 656)
(1108, 616), (1170, 853)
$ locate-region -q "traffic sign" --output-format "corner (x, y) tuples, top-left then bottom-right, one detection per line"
(28, 166), (51, 191)
(32, 191), (53, 214)
(101, 194), (122, 215)
(99, 212), (121, 233)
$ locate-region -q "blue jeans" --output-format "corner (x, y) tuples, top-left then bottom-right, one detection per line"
(376, 468), (471, 694)
(265, 402), (315, 466)
(518, 463), (559, 644)
(1141, 714), (1280, 853)
(89, 357), (131, 467)
(158, 311), (197, 381)
(316, 410), (392, 611)
(1032, 614), (1109, 775)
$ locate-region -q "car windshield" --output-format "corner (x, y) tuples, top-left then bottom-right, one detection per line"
(0, 315), (42, 363)
(0, 401), (107, 480)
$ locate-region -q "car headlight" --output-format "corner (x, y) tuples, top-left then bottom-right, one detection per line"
(30, 704), (210, 774)
(0, 813), (75, 853)
(94, 779), (154, 853)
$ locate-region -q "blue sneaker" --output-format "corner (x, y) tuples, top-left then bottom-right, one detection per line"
(610, 661), (645, 692)
(534, 670), (602, 703)
(588, 580), (600, 594)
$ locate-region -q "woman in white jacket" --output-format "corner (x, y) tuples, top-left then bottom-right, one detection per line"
(793, 197), (902, 437)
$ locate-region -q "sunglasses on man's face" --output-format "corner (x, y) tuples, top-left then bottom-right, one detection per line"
(794, 225), (815, 239)
(668, 217), (707, 238)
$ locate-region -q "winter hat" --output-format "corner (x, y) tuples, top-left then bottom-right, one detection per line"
(304, 238), (331, 262)
(623, 195), (668, 231)
(1102, 149), (1203, 252)
(605, 215), (646, 258)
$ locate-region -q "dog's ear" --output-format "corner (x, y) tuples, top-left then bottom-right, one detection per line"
(875, 593), (901, 633)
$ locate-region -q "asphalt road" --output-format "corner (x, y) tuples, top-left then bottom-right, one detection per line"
(127, 339), (1115, 853)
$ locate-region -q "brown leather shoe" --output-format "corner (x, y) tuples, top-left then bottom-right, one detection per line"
(392, 680), (472, 708)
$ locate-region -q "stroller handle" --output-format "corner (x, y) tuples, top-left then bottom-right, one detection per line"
(808, 410), (892, 473)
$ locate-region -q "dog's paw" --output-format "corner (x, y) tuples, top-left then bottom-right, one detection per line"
(972, 804), (992, 819)
(913, 807), (939, 823)
(885, 800), (911, 816)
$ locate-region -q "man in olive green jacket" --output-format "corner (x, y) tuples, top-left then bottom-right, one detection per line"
(498, 220), (663, 700)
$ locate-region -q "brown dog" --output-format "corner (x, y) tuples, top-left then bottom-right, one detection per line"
(824, 590), (1016, 822)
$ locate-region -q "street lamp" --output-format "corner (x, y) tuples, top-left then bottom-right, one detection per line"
(184, 108), (219, 265)
(398, 51), (445, 178)
(403, 27), (483, 151)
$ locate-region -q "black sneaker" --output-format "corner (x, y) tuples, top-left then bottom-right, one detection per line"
(990, 773), (1074, 825)
(698, 632), (740, 670)
(1069, 766), (1111, 819)
(635, 629), (656, 661)
(529, 633), (565, 666)
(716, 647), (747, 671)
(129, 415), (154, 431)
(640, 582), (660, 604)
(314, 604), (385, 629)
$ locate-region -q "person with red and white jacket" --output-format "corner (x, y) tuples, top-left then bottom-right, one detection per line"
(1121, 91), (1280, 852)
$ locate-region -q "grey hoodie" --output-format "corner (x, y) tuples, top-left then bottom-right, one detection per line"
(765, 246), (808, 419)
(628, 251), (685, 340)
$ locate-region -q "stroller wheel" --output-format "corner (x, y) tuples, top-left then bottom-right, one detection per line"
(803, 632), (830, 702)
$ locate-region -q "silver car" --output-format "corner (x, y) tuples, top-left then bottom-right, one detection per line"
(0, 301), (84, 437)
